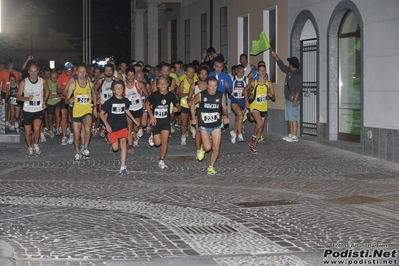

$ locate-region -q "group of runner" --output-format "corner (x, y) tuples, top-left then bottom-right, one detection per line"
(0, 53), (277, 175)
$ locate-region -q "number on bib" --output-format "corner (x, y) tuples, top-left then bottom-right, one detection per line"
(201, 112), (220, 123)
(77, 95), (90, 104)
(154, 107), (168, 119)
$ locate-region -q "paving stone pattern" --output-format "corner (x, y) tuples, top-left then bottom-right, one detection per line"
(0, 131), (398, 265)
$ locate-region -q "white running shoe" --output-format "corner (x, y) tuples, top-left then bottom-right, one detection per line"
(5, 121), (10, 129)
(137, 128), (143, 138)
(9, 125), (15, 131)
(66, 127), (71, 136)
(158, 159), (168, 169)
(286, 135), (298, 142)
(82, 148), (90, 159)
(148, 133), (154, 147)
(190, 126), (196, 139)
(237, 134), (244, 142)
(15, 121), (19, 128)
(181, 134), (187, 146)
(34, 145), (42, 156)
(40, 134), (46, 143)
(230, 130), (236, 144)
(283, 134), (293, 141)
(61, 137), (67, 146)
(74, 153), (81, 161)
(28, 147), (34, 156)
(119, 165), (128, 174)
(67, 133), (74, 145)
(133, 140), (139, 147)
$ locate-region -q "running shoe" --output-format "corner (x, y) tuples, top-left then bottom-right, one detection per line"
(137, 128), (144, 138)
(67, 133), (74, 145)
(66, 127), (71, 136)
(196, 145), (205, 162)
(133, 140), (139, 147)
(249, 136), (256, 148)
(170, 125), (175, 135)
(237, 134), (244, 142)
(190, 126), (196, 139)
(34, 146), (42, 156)
(286, 135), (298, 142)
(242, 109), (249, 122)
(61, 137), (67, 146)
(230, 130), (236, 144)
(181, 134), (187, 146)
(9, 125), (15, 131)
(175, 123), (181, 130)
(28, 147), (34, 156)
(249, 145), (258, 154)
(259, 133), (265, 142)
(5, 121), (10, 129)
(158, 159), (168, 169)
(207, 166), (217, 175)
(40, 134), (46, 143)
(49, 131), (55, 138)
(148, 133), (154, 147)
(120, 165), (128, 174)
(15, 121), (19, 128)
(82, 148), (90, 159)
(282, 134), (293, 141)
(74, 152), (81, 161)
(55, 129), (61, 136)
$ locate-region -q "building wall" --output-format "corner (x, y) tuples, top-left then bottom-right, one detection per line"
(288, 0), (399, 162)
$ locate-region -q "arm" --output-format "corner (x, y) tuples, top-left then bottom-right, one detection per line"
(221, 94), (229, 125)
(243, 81), (254, 109)
(144, 99), (156, 126)
(177, 80), (186, 98)
(224, 74), (233, 94)
(90, 81), (98, 118)
(99, 110), (112, 133)
(189, 93), (201, 126)
(151, 79), (158, 92)
(42, 79), (50, 109)
(65, 80), (75, 105)
(271, 51), (290, 74)
(21, 56), (32, 71)
(17, 80), (32, 102)
(268, 81), (276, 102)
(62, 76), (75, 96)
(125, 108), (140, 126)
(187, 82), (195, 104)
(93, 79), (102, 105)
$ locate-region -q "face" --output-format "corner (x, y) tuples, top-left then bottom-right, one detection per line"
(93, 69), (101, 78)
(207, 53), (214, 60)
(113, 83), (124, 97)
(236, 70), (244, 78)
(198, 69), (208, 81)
(28, 65), (39, 80)
(126, 71), (135, 82)
(7, 63), (14, 71)
(161, 66), (170, 77)
(157, 78), (168, 92)
(214, 62), (223, 74)
(207, 80), (218, 94)
(240, 55), (248, 66)
(77, 66), (87, 80)
(258, 66), (267, 77)
(65, 69), (72, 76)
(136, 73), (144, 82)
(120, 63), (127, 72)
(50, 72), (58, 83)
(174, 63), (181, 73)
(9, 76), (16, 85)
(104, 66), (113, 78)
(186, 67), (195, 78)
(44, 71), (51, 79)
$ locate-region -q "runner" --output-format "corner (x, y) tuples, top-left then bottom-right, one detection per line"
(100, 79), (140, 174)
(144, 75), (180, 169)
(229, 65), (248, 144)
(46, 70), (61, 138)
(135, 71), (152, 136)
(66, 64), (97, 161)
(190, 76), (229, 175)
(244, 65), (275, 154)
(16, 63), (50, 156)
(5, 74), (22, 131)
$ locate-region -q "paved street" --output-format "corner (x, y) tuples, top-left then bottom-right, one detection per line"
(0, 126), (398, 266)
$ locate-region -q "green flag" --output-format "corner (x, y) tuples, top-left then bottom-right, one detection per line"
(250, 31), (271, 56)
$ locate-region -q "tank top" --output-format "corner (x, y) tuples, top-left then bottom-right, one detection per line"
(249, 80), (269, 112)
(124, 80), (142, 111)
(179, 78), (191, 108)
(197, 90), (223, 128)
(99, 78), (114, 104)
(47, 80), (61, 105)
(72, 80), (92, 117)
(23, 77), (44, 113)
(8, 85), (18, 105)
(231, 76), (247, 101)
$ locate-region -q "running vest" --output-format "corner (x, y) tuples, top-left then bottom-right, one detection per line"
(72, 80), (92, 117)
(8, 85), (18, 105)
(197, 90), (223, 128)
(124, 80), (142, 111)
(23, 77), (44, 113)
(231, 76), (247, 100)
(99, 78), (114, 104)
(249, 80), (269, 112)
(47, 80), (61, 105)
(179, 78), (191, 108)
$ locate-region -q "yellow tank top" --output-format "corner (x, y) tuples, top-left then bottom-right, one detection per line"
(73, 80), (93, 117)
(179, 78), (192, 108)
(249, 80), (269, 112)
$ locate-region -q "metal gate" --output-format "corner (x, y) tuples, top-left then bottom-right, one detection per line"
(300, 38), (318, 136)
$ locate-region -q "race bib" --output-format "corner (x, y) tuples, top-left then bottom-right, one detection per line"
(233, 88), (244, 99)
(129, 94), (141, 105)
(77, 95), (90, 104)
(29, 100), (41, 106)
(201, 112), (220, 123)
(9, 97), (17, 105)
(256, 94), (267, 103)
(111, 103), (126, 114)
(154, 106), (168, 119)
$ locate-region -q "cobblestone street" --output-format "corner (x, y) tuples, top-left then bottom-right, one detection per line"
(0, 130), (398, 266)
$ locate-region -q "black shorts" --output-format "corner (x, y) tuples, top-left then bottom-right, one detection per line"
(128, 109), (143, 119)
(152, 119), (170, 135)
(180, 107), (190, 114)
(47, 102), (61, 115)
(1, 91), (6, 99)
(21, 110), (44, 126)
(72, 113), (92, 123)
(60, 99), (69, 109)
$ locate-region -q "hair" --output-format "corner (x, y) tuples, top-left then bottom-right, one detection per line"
(185, 64), (195, 72)
(125, 67), (135, 75)
(156, 75), (169, 86)
(257, 61), (266, 67)
(240, 53), (248, 59)
(207, 76), (218, 84)
(9, 74), (16, 80)
(104, 63), (114, 72)
(197, 65), (209, 75)
(111, 79), (125, 90)
(206, 47), (216, 54)
(76, 64), (87, 71)
(258, 64), (266, 70)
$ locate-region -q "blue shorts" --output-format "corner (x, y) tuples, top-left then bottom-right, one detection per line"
(199, 123), (224, 134)
(285, 100), (300, 121)
(231, 99), (245, 111)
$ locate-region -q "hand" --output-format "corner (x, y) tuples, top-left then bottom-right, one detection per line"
(271, 51), (278, 60)
(93, 108), (98, 118)
(28, 95), (34, 101)
(224, 80), (229, 89)
(245, 101), (250, 109)
(42, 102), (47, 110)
(222, 115), (229, 125)
(191, 117), (197, 126)
(173, 106), (179, 113)
(134, 119), (140, 127)
(69, 98), (74, 105)
(105, 124), (112, 133)
(292, 100), (297, 107)
(150, 117), (157, 126)
(26, 55), (33, 61)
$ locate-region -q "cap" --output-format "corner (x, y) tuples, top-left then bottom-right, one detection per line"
(287, 57), (300, 68)
(64, 62), (73, 71)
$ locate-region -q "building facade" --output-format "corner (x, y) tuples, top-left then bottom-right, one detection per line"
(131, 0), (399, 162)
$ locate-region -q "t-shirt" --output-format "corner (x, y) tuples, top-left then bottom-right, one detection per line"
(146, 90), (178, 121)
(101, 95), (130, 132)
(0, 70), (20, 93)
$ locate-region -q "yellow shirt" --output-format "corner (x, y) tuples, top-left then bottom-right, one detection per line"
(249, 80), (269, 112)
(73, 80), (93, 117)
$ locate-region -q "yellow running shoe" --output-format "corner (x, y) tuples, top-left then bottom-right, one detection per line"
(207, 166), (217, 175)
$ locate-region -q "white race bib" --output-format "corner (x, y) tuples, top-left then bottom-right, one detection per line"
(111, 103), (126, 114)
(154, 106), (168, 119)
(9, 97), (17, 105)
(256, 94), (267, 103)
(201, 112), (219, 123)
(77, 95), (90, 104)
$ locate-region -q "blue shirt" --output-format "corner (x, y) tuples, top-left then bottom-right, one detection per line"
(249, 69), (268, 81)
(208, 71), (233, 95)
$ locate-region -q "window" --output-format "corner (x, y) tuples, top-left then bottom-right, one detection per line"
(185, 19), (190, 63)
(263, 7), (277, 83)
(338, 11), (361, 142)
(237, 15), (249, 58)
(171, 19), (177, 60)
(220, 6), (228, 63)
(38, 16), (49, 37)
(201, 13), (207, 57)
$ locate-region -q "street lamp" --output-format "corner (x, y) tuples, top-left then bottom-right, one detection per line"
(0, 0), (2, 33)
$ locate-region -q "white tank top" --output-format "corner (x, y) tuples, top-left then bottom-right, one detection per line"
(125, 80), (142, 111)
(100, 79), (113, 104)
(23, 77), (44, 113)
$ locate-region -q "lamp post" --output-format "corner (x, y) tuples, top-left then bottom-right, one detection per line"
(83, 0), (91, 64)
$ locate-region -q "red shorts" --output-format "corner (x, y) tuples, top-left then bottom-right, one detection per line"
(108, 128), (128, 144)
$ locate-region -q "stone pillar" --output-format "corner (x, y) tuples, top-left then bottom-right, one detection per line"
(134, 9), (146, 61)
(147, 2), (159, 66)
